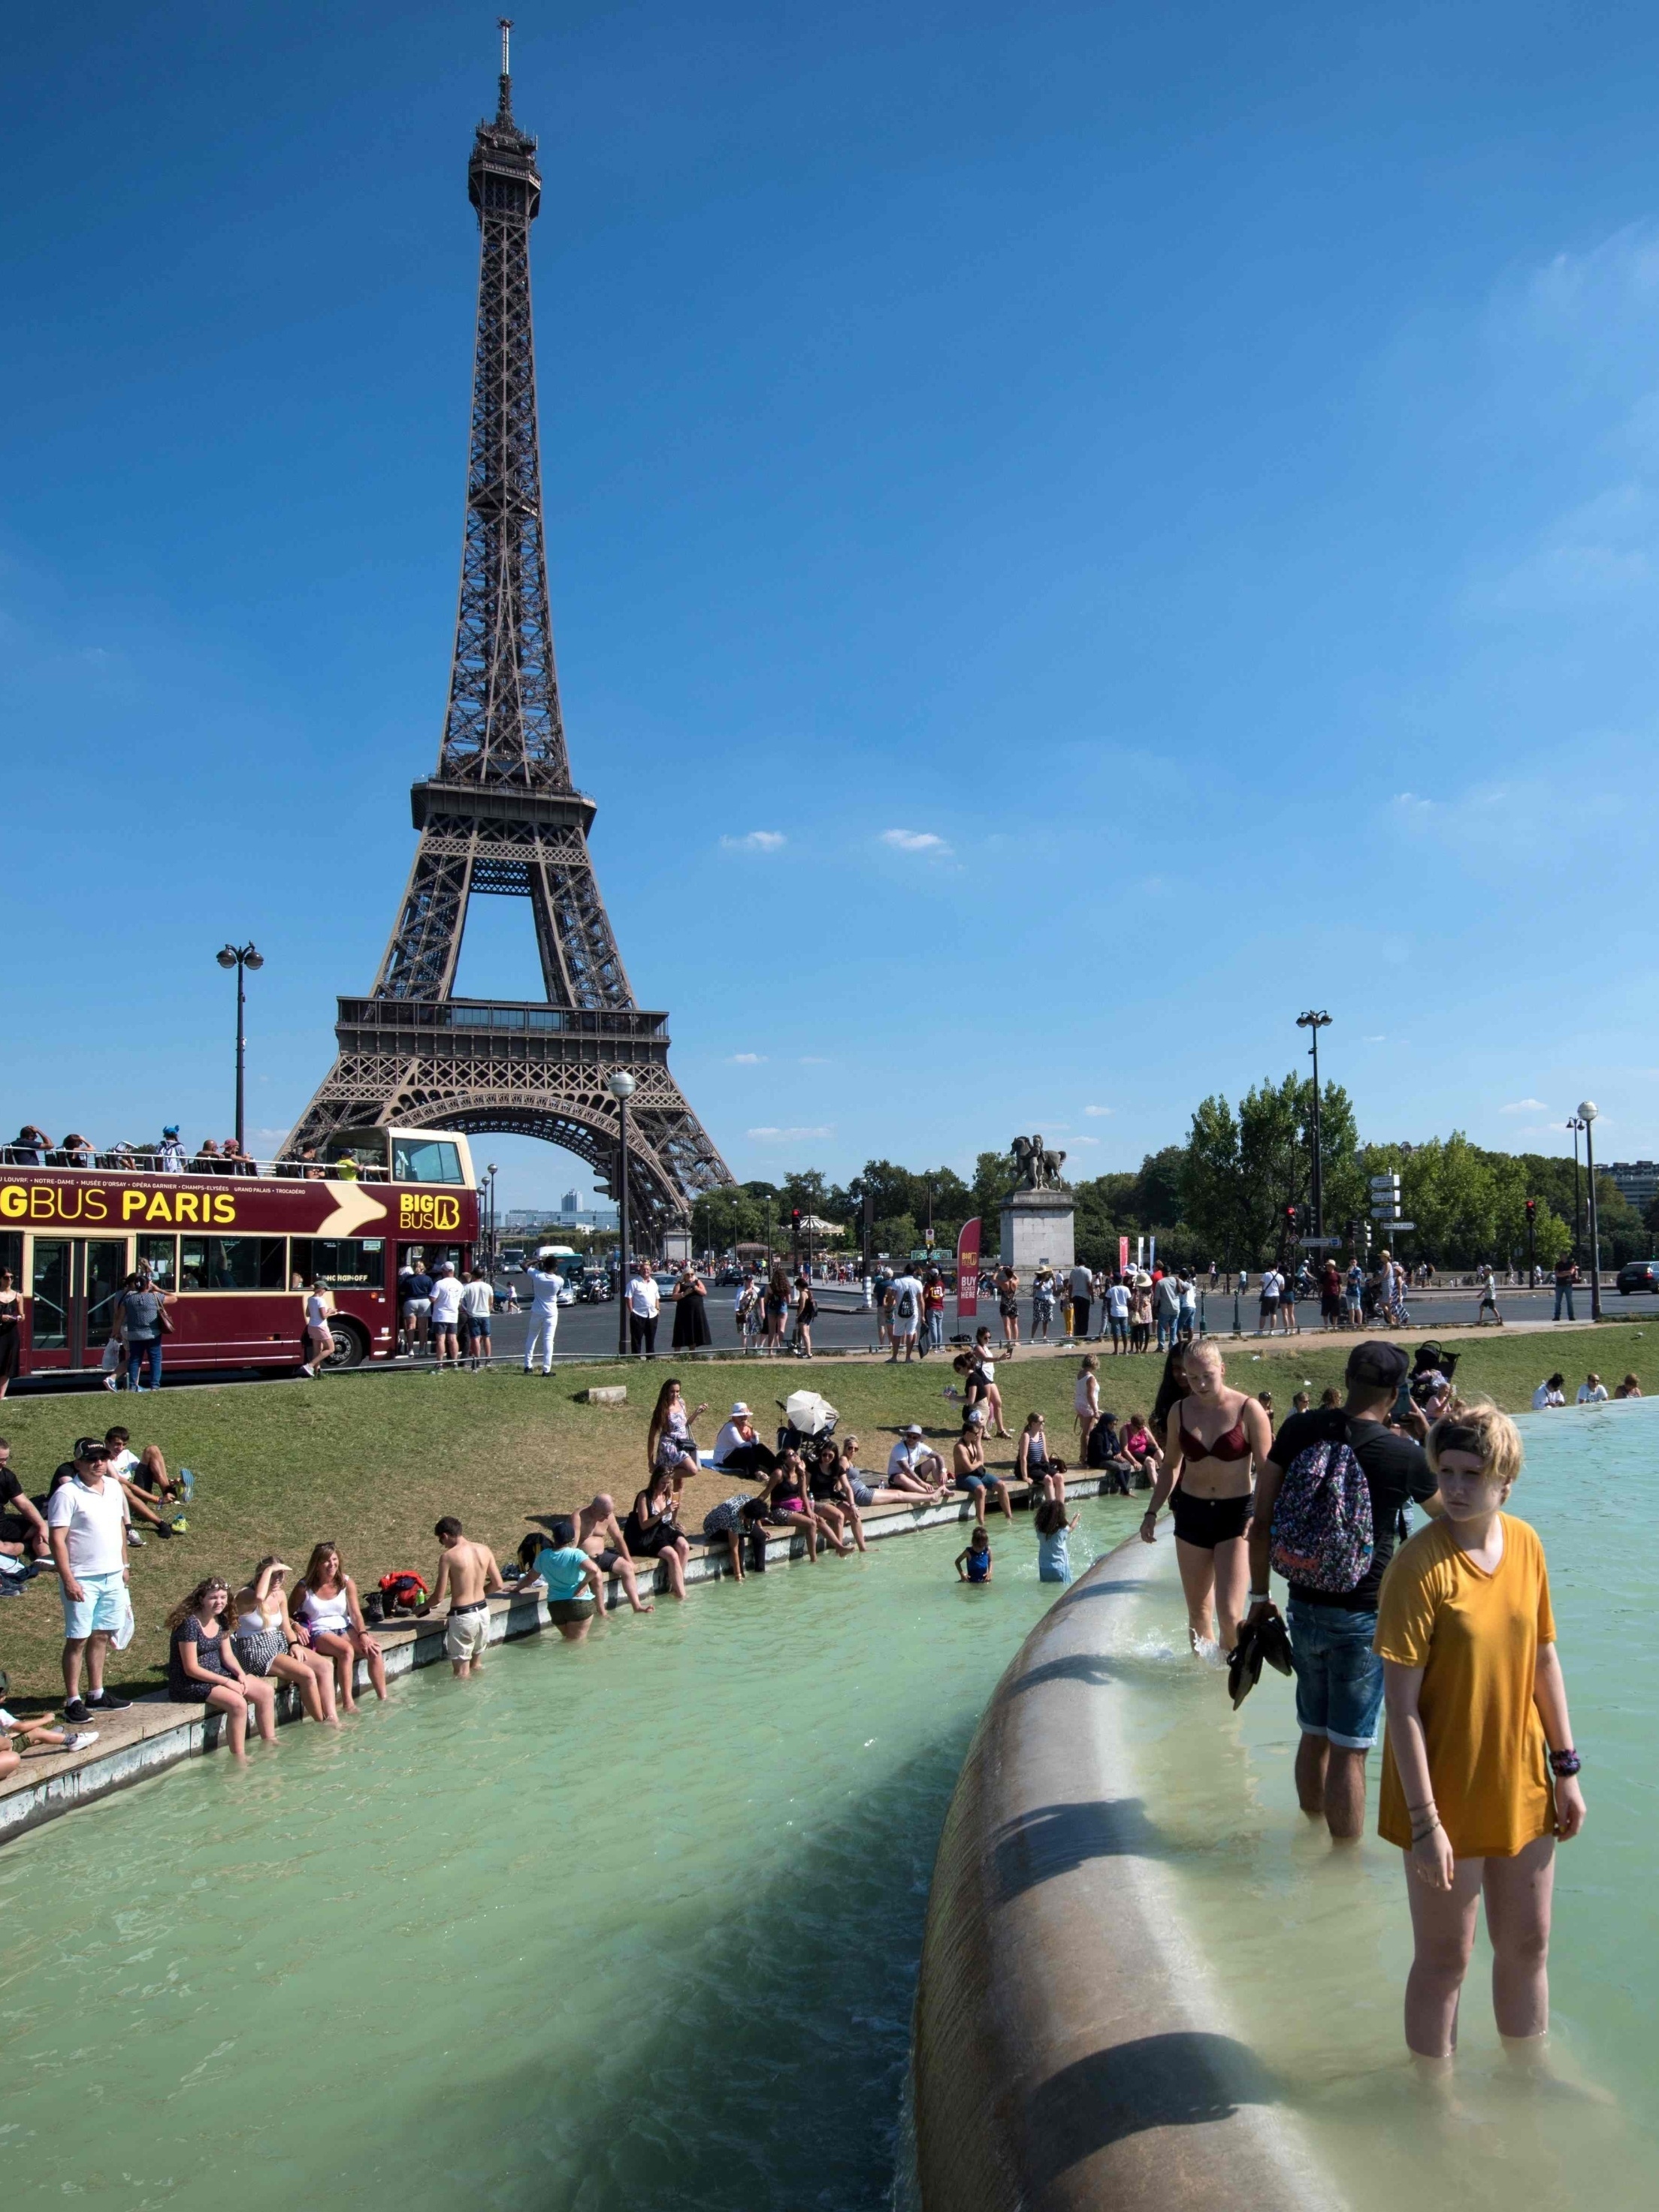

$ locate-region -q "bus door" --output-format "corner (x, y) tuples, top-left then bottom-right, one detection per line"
(28, 1237), (129, 1371)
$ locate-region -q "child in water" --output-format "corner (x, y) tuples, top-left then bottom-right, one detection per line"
(1034, 1497), (1080, 1585)
(955, 1528), (993, 1585)
(1375, 1401), (1585, 2062)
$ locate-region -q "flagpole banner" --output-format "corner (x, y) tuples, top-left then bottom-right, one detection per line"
(956, 1218), (981, 1324)
(1119, 1235), (1129, 1276)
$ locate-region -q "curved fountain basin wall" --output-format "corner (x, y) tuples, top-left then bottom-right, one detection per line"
(912, 1532), (1334, 2212)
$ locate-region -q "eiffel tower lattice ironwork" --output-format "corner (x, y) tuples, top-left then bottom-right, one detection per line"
(288, 29), (732, 1234)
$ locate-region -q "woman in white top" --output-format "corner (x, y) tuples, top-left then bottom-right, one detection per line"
(301, 1280), (334, 1376)
(231, 1556), (340, 1724)
(294, 1541), (387, 1712)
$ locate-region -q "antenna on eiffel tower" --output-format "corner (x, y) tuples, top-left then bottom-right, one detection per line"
(286, 35), (733, 1249)
(497, 17), (515, 122)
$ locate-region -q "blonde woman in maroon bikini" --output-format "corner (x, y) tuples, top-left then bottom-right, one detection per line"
(1140, 1338), (1271, 1656)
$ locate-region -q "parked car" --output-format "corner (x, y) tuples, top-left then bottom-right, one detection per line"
(1617, 1260), (1659, 1295)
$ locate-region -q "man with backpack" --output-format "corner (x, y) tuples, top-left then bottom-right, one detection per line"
(887, 1268), (925, 1362)
(1245, 1340), (1440, 1843)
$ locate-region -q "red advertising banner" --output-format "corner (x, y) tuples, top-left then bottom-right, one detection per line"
(956, 1217), (981, 1323)
(1118, 1235), (1129, 1277)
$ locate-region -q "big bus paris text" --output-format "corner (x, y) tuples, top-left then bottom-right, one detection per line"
(0, 1129), (479, 1386)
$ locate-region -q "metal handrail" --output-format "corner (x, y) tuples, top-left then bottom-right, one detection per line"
(0, 1148), (392, 1183)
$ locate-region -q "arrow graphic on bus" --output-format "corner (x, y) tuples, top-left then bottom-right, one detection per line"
(314, 1185), (391, 1238)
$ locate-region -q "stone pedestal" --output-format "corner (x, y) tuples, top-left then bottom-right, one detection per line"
(999, 1189), (1075, 1271)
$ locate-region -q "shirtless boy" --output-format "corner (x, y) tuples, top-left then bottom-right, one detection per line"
(431, 1517), (505, 1678)
(574, 1493), (654, 1616)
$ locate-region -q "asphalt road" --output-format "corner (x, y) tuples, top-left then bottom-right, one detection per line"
(482, 1277), (1659, 1363)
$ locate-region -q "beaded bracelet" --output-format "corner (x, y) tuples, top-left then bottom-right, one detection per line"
(1549, 1748), (1582, 1778)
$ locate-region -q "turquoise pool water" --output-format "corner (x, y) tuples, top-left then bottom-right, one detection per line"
(0, 1497), (1141, 2210)
(1116, 1403), (1659, 2207)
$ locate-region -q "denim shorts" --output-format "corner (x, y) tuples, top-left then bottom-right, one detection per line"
(1286, 1597), (1384, 1751)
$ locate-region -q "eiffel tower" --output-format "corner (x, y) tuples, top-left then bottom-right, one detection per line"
(288, 26), (732, 1237)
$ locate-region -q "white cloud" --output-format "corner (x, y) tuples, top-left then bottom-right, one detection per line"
(727, 1052), (766, 1065)
(880, 828), (950, 854)
(720, 830), (786, 851)
(1083, 1104), (1113, 1117)
(1074, 1135), (1101, 1147)
(747, 1126), (833, 1141)
(798, 1056), (830, 1065)
(1501, 1098), (1549, 1114)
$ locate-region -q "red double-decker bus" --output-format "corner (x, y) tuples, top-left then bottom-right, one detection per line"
(0, 1128), (479, 1389)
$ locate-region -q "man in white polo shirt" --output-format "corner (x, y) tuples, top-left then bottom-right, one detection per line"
(47, 1437), (135, 1724)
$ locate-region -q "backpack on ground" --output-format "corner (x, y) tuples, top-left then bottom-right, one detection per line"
(378, 1570), (430, 1615)
(1268, 1428), (1373, 1594)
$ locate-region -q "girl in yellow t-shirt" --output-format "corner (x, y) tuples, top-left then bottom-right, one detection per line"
(1374, 1402), (1586, 2062)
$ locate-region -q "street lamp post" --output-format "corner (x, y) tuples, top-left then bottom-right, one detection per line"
(1579, 1101), (1603, 1322)
(1296, 1011), (1332, 1243)
(215, 943), (264, 1157)
(607, 1070), (636, 1357)
(1567, 1117), (1586, 1259)
(485, 1162), (499, 1270)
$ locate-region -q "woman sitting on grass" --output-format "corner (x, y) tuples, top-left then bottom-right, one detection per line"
(232, 1557), (340, 1726)
(1376, 1401), (1585, 2064)
(167, 1575), (279, 1760)
(293, 1542), (388, 1712)
(623, 1467), (692, 1600)
(647, 1377), (708, 1484)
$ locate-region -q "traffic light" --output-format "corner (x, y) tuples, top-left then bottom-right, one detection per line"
(790, 1207), (802, 1241)
(1285, 1203), (1299, 1235)
(1525, 1198), (1537, 1223)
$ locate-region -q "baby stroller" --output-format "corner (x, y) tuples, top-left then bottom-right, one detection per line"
(776, 1389), (839, 1455)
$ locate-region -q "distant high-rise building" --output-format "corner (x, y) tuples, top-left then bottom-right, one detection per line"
(561, 1189), (580, 1213)
(1604, 1161), (1659, 1210)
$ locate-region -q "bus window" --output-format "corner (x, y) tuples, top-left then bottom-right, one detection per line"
(320, 1130), (390, 1175)
(179, 1237), (289, 1292)
(32, 1241), (70, 1348)
(291, 1237), (386, 1289)
(0, 1232), (20, 1285)
(391, 1137), (463, 1186)
(137, 1236), (178, 1289)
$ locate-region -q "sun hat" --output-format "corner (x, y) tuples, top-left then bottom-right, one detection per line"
(730, 1401), (752, 1418)
(903, 1422), (925, 1437)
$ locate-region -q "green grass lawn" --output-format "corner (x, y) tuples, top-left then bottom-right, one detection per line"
(0, 1321), (1644, 1703)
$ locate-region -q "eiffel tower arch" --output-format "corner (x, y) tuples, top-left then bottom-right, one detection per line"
(288, 29), (732, 1240)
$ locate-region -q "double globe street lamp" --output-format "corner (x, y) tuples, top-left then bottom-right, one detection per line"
(216, 942), (264, 1158)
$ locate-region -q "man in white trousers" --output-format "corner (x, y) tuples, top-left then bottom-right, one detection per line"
(523, 1253), (566, 1373)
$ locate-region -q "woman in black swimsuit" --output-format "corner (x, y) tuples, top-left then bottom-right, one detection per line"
(1139, 1337), (1271, 1656)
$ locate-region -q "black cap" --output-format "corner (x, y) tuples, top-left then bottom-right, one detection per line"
(1346, 1340), (1408, 1390)
(74, 1437), (110, 1461)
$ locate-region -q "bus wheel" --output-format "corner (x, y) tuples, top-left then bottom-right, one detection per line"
(322, 1321), (367, 1370)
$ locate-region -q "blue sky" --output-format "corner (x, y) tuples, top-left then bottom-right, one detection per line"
(6, 1), (1659, 1208)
